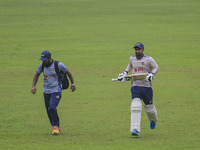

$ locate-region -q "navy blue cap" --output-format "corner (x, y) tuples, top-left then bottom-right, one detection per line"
(39, 51), (51, 61)
(133, 42), (144, 49)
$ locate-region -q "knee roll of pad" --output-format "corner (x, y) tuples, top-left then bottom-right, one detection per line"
(131, 98), (142, 111)
(144, 104), (158, 122)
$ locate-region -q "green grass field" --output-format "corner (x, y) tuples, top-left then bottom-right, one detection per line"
(1, 0), (200, 149)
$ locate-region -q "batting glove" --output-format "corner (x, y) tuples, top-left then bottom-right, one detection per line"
(145, 73), (154, 82)
(118, 71), (127, 82)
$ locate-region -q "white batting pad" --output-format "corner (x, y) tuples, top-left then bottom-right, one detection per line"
(130, 98), (142, 132)
(144, 104), (158, 122)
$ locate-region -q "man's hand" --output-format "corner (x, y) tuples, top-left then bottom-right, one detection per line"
(31, 73), (39, 94)
(70, 84), (76, 92)
(145, 73), (154, 82)
(31, 87), (37, 94)
(118, 71), (127, 82)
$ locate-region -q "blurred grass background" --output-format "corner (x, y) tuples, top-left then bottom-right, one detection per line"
(0, 0), (200, 149)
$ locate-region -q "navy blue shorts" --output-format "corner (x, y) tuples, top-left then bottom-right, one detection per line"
(131, 86), (153, 105)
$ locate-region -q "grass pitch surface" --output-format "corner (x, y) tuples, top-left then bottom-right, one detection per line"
(0, 0), (200, 149)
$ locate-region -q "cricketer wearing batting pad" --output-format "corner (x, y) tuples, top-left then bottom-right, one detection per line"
(118, 42), (159, 136)
(31, 51), (76, 135)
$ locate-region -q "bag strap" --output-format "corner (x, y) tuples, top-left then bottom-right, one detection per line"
(54, 60), (59, 75)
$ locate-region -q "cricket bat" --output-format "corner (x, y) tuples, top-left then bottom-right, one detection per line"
(112, 73), (148, 81)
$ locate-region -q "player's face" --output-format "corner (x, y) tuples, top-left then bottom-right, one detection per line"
(43, 58), (51, 67)
(135, 48), (144, 58)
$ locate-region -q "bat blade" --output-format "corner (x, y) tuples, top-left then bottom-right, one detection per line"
(125, 73), (148, 80)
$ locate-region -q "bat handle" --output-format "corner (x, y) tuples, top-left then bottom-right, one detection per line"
(112, 78), (118, 82)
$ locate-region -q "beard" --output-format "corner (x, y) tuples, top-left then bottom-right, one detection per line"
(136, 53), (143, 59)
(43, 60), (53, 67)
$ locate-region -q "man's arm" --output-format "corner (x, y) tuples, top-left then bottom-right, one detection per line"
(66, 70), (76, 92)
(31, 73), (40, 94)
(125, 57), (133, 73)
(149, 57), (159, 75)
(151, 65), (159, 75)
(117, 56), (133, 82)
(145, 57), (159, 82)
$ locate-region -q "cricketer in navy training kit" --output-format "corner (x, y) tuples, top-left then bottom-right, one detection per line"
(31, 51), (76, 135)
(118, 42), (159, 136)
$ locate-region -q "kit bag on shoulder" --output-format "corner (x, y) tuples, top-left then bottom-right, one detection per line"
(42, 60), (69, 90)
